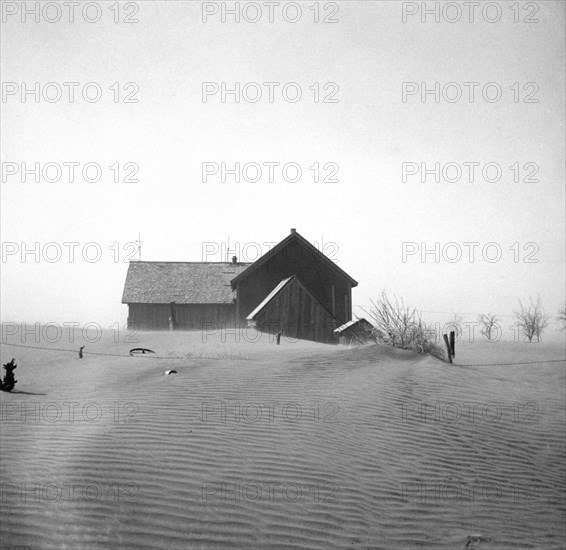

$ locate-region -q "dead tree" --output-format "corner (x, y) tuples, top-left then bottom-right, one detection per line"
(514, 296), (549, 342)
(477, 313), (500, 341)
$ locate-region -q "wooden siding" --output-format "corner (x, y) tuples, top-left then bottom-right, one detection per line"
(127, 303), (237, 330)
(250, 278), (337, 344)
(334, 318), (375, 345)
(235, 239), (352, 326)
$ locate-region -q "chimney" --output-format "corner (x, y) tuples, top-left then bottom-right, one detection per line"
(290, 228), (296, 234)
(231, 255), (237, 264)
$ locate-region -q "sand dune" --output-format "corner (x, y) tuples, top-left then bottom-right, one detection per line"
(1, 329), (564, 549)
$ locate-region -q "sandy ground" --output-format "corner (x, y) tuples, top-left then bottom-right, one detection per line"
(0, 327), (564, 549)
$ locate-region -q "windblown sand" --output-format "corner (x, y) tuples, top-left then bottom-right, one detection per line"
(1, 329), (564, 549)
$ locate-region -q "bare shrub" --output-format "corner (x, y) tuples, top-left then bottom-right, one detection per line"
(514, 295), (550, 342)
(364, 291), (446, 360)
(477, 313), (500, 341)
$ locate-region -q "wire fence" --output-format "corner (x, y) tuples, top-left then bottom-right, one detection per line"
(456, 359), (565, 367)
(0, 341), (247, 361)
(1, 340), (564, 367)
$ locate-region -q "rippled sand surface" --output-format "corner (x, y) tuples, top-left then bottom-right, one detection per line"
(1, 331), (564, 549)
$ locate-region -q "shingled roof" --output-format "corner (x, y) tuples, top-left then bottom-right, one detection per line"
(121, 261), (251, 304)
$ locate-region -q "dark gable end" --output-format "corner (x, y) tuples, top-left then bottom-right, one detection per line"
(230, 230), (358, 289)
(246, 275), (334, 321)
(246, 275), (337, 343)
(230, 230), (358, 327)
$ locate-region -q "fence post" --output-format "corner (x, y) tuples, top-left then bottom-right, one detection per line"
(449, 330), (455, 358)
(443, 334), (453, 363)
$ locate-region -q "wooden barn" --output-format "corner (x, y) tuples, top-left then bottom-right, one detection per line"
(121, 229), (358, 343)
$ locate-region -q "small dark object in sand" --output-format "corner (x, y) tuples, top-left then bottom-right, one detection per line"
(465, 534), (492, 548)
(1, 358), (18, 392)
(165, 370), (177, 375)
(79, 346), (85, 359)
(129, 348), (156, 356)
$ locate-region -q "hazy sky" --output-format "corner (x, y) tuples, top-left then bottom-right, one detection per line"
(1, 1), (564, 338)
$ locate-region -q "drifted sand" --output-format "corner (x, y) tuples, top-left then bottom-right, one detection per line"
(0, 330), (564, 549)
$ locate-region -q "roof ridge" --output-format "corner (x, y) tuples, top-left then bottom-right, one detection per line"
(127, 261), (252, 265)
(231, 231), (358, 287)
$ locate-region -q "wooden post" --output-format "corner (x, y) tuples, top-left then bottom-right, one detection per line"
(276, 331), (282, 345)
(449, 331), (455, 358)
(443, 334), (453, 363)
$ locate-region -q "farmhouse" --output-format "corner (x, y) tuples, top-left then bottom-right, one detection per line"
(121, 229), (358, 343)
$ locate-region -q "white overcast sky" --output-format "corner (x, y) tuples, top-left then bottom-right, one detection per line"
(1, 1), (564, 336)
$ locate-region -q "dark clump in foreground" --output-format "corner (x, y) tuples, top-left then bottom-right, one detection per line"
(1, 358), (17, 392)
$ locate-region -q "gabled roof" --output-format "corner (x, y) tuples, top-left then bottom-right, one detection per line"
(246, 275), (334, 320)
(231, 230), (358, 288)
(334, 318), (374, 334)
(122, 261), (251, 304)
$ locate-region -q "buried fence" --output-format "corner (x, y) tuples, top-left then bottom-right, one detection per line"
(0, 340), (564, 368)
(0, 341), (247, 361)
